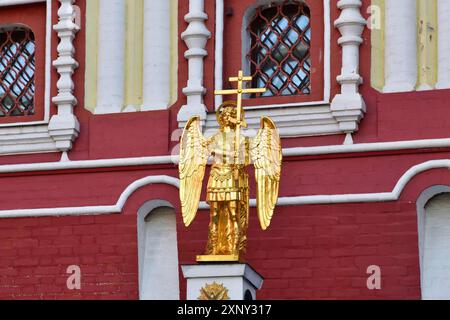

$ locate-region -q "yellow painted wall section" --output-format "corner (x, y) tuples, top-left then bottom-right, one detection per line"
(370, 0), (385, 91)
(417, 0), (438, 90)
(85, 0), (99, 112)
(124, 0), (144, 110)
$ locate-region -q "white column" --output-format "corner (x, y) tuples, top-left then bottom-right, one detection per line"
(331, 0), (367, 134)
(436, 0), (450, 89)
(95, 0), (125, 114)
(383, 0), (417, 93)
(178, 0), (211, 127)
(142, 0), (171, 111)
(49, 0), (80, 153)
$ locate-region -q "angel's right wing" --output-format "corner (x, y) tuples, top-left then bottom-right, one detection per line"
(250, 116), (282, 230)
(179, 116), (209, 227)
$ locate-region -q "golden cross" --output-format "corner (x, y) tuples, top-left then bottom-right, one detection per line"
(214, 70), (266, 119)
(214, 70), (266, 165)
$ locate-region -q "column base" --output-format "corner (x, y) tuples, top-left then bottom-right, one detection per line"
(182, 263), (264, 300)
(196, 254), (240, 263)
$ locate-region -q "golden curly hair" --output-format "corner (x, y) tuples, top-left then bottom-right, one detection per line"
(216, 101), (247, 128)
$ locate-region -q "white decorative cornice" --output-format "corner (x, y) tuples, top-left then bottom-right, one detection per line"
(331, 0), (367, 134)
(178, 0), (211, 127)
(49, 0), (80, 152)
(1, 159), (450, 218)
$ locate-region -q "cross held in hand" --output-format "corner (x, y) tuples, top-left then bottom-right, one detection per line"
(214, 70), (266, 102)
(214, 70), (266, 125)
(214, 70), (267, 166)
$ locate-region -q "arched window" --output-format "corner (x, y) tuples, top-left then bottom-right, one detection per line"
(421, 193), (450, 299)
(0, 26), (35, 117)
(137, 203), (180, 300)
(247, 1), (311, 97)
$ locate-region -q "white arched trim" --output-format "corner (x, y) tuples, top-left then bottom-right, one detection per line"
(1, 136), (450, 174)
(0, 175), (179, 219)
(1, 160), (450, 219)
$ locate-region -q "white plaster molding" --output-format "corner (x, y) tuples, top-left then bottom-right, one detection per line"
(383, 0), (417, 92)
(0, 125), (60, 155)
(204, 104), (342, 138)
(2, 136), (450, 171)
(281, 137), (450, 156)
(49, 0), (80, 152)
(178, 0), (211, 126)
(331, 0), (367, 133)
(436, 0), (450, 89)
(2, 160), (450, 218)
(0, 175), (180, 218)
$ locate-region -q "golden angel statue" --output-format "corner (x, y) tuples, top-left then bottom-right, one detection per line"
(179, 71), (282, 262)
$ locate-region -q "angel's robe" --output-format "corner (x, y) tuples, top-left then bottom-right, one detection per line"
(205, 131), (250, 203)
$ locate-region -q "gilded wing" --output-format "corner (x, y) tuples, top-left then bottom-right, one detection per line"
(179, 116), (209, 226)
(250, 117), (282, 230)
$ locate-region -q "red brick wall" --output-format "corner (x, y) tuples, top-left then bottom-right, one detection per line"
(0, 191), (421, 300)
(2, 163), (449, 299)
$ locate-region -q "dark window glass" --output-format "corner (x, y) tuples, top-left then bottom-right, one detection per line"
(247, 1), (311, 97)
(0, 27), (35, 117)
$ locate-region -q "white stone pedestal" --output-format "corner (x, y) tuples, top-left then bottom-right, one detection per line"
(181, 263), (264, 300)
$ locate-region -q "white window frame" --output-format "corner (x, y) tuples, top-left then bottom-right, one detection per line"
(240, 0), (331, 109)
(177, 0), (366, 139)
(210, 0), (333, 138)
(0, 0), (80, 155)
(0, 0), (51, 127)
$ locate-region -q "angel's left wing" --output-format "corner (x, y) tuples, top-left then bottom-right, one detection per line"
(250, 116), (282, 230)
(179, 116), (209, 227)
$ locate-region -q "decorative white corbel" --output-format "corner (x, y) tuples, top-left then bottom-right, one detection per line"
(331, 0), (367, 134)
(49, 0), (80, 153)
(178, 0), (211, 127)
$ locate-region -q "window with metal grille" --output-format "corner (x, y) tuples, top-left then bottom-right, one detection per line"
(247, 1), (311, 97)
(0, 27), (35, 117)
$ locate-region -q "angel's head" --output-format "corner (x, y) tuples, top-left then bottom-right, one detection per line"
(216, 101), (247, 130)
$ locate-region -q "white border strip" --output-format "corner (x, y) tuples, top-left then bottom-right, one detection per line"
(283, 137), (450, 156)
(1, 160), (450, 218)
(1, 137), (450, 174)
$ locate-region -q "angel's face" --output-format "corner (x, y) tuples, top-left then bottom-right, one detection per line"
(219, 107), (237, 129)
